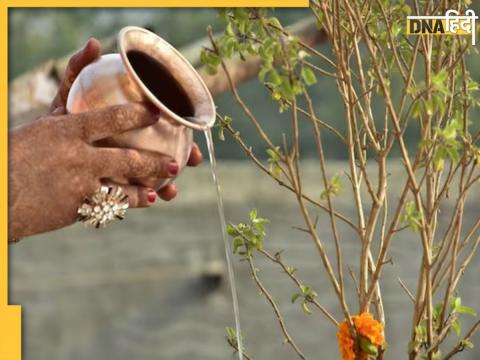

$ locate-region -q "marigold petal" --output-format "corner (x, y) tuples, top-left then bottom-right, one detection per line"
(337, 312), (385, 360)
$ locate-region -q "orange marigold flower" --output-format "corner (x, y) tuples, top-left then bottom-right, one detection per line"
(353, 312), (384, 346)
(337, 320), (355, 360)
(337, 312), (385, 360)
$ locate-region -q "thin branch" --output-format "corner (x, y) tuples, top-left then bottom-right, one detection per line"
(398, 278), (415, 303)
(259, 248), (339, 326)
(247, 256), (307, 359)
(443, 320), (480, 360)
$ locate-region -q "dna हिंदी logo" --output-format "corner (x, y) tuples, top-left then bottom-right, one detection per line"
(407, 9), (478, 45)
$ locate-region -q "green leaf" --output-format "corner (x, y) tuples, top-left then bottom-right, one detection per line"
(225, 22), (235, 37)
(415, 322), (427, 342)
(218, 127), (225, 141)
(269, 69), (282, 86)
(225, 326), (238, 346)
(291, 293), (301, 304)
(433, 303), (443, 321)
(249, 209), (258, 221)
(434, 157), (445, 172)
(266, 147), (281, 161)
(359, 337), (378, 356)
(411, 100), (423, 119)
(452, 318), (461, 337)
(200, 49), (221, 74)
(450, 297), (462, 311)
(267, 17), (283, 30)
(298, 50), (310, 59)
(300, 285), (312, 296)
(402, 4), (412, 15)
(461, 339), (474, 349)
(267, 146), (283, 177)
(467, 79), (479, 92)
(205, 64), (218, 75)
(424, 99), (434, 116)
(432, 70), (448, 88)
(223, 115), (233, 125)
(301, 302), (312, 315)
(401, 201), (422, 232)
(226, 326), (235, 338)
(254, 223), (265, 234)
(234, 237), (244, 252)
(432, 94), (446, 116)
(301, 67), (317, 86)
(258, 66), (270, 82)
(227, 209), (270, 258)
(446, 146), (460, 164)
(292, 79), (304, 95)
(233, 8), (249, 34)
(391, 22), (401, 38)
(287, 266), (297, 275)
(456, 305), (477, 317)
(217, 8), (229, 21)
(222, 36), (238, 58)
(320, 174), (343, 200)
(227, 224), (238, 236)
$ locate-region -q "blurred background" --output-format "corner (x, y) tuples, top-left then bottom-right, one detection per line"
(8, 8), (480, 360)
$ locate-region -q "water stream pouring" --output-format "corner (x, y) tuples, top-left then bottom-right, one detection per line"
(66, 26), (243, 359)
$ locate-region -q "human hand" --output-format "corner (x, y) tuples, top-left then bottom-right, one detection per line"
(9, 103), (180, 240)
(49, 37), (203, 203)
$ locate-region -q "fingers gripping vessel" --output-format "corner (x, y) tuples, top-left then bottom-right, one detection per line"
(66, 26), (216, 189)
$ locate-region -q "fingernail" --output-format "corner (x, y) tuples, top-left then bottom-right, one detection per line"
(147, 189), (157, 204)
(168, 161), (179, 177)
